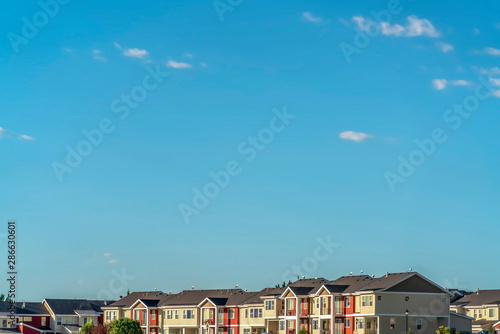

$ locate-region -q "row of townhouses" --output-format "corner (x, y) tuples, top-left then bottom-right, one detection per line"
(1, 272), (499, 334)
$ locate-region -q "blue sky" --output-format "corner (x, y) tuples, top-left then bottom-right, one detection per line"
(1, 0), (500, 300)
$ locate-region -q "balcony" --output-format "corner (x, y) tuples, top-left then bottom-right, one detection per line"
(287, 310), (296, 316)
(320, 309), (331, 316)
(204, 319), (215, 326)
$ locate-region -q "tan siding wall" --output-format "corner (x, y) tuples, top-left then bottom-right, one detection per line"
(450, 314), (472, 333)
(163, 308), (198, 326)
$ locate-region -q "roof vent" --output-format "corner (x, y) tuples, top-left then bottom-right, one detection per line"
(477, 289), (480, 295)
(409, 268), (412, 272)
(22, 300), (25, 309)
(360, 270), (363, 274)
(302, 276), (305, 279)
(104, 300), (107, 306)
(192, 286), (195, 290)
(154, 288), (157, 291)
(236, 284), (239, 288)
(385, 272), (389, 278)
(350, 272), (353, 276)
(371, 275), (375, 278)
(169, 291), (172, 295)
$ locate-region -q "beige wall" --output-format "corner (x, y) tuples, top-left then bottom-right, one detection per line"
(450, 313), (472, 333)
(378, 315), (447, 334)
(163, 308), (198, 326)
(239, 306), (264, 326)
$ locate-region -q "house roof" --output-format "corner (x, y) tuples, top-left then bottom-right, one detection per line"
(160, 289), (244, 307)
(0, 329), (21, 334)
(452, 290), (500, 307)
(104, 292), (165, 309)
(43, 299), (112, 315)
(0, 302), (49, 316)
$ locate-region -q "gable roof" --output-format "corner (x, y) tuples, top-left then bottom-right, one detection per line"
(452, 290), (500, 307)
(104, 291), (165, 309)
(43, 299), (112, 315)
(355, 272), (451, 295)
(160, 289), (244, 307)
(0, 302), (49, 316)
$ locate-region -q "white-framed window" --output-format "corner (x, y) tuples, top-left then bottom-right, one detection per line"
(361, 296), (373, 307)
(57, 317), (62, 326)
(228, 329), (234, 334)
(183, 309), (195, 319)
(174, 310), (179, 320)
(345, 297), (350, 308)
(249, 309), (262, 318)
(245, 309), (248, 318)
(167, 310), (172, 320)
(416, 319), (422, 330)
(356, 319), (364, 330)
(489, 309), (496, 318)
(152, 310), (156, 320)
(228, 309), (235, 319)
(41, 317), (46, 327)
(287, 299), (295, 310)
(152, 329), (156, 334)
(312, 320), (318, 330)
(244, 329), (251, 334)
(345, 319), (350, 328)
(288, 321), (294, 329)
(135, 310), (140, 320)
(218, 329), (223, 334)
(265, 300), (275, 311)
(280, 321), (286, 331)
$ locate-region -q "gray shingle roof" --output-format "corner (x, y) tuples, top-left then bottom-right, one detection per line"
(44, 299), (112, 315)
(0, 302), (49, 315)
(452, 290), (500, 307)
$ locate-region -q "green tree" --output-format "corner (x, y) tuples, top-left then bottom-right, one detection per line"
(108, 319), (142, 334)
(436, 326), (451, 334)
(408, 328), (413, 334)
(489, 325), (495, 334)
(80, 318), (94, 334)
(298, 326), (308, 334)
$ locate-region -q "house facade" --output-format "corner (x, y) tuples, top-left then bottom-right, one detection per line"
(451, 289), (500, 332)
(103, 272), (471, 334)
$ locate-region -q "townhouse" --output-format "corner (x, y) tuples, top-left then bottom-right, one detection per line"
(104, 272), (472, 334)
(0, 302), (51, 334)
(451, 289), (500, 332)
(0, 299), (110, 334)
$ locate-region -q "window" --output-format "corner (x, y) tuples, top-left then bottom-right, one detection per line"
(390, 318), (396, 330)
(356, 319), (364, 330)
(250, 309), (262, 318)
(152, 310), (156, 320)
(287, 299), (295, 310)
(135, 310), (140, 320)
(218, 329), (223, 334)
(489, 309), (496, 318)
(377, 296), (382, 301)
(281, 321), (286, 331)
(84, 318), (88, 324)
(405, 296), (410, 302)
(167, 310), (172, 320)
(265, 300), (275, 311)
(245, 309), (248, 318)
(244, 329), (251, 334)
(335, 297), (342, 313)
(228, 309), (235, 319)
(174, 310), (179, 320)
(184, 309), (195, 319)
(152, 329), (156, 334)
(2, 320), (7, 328)
(57, 317), (62, 326)
(345, 297), (350, 308)
(288, 321), (294, 329)
(312, 320), (318, 330)
(41, 318), (46, 327)
(417, 319), (422, 330)
(361, 296), (373, 307)
(345, 319), (350, 328)
(228, 329), (234, 334)
(316, 299), (319, 310)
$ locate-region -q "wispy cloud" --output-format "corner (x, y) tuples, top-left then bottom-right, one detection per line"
(339, 131), (373, 142)
(103, 253), (112, 257)
(167, 60), (192, 69)
(92, 49), (106, 61)
(124, 48), (148, 59)
(484, 47), (500, 56)
(200, 62), (207, 68)
(185, 53), (193, 58)
(353, 15), (439, 38)
(108, 259), (118, 264)
(436, 42), (453, 53)
(473, 28), (480, 35)
(303, 11), (323, 23)
(432, 79), (471, 90)
(0, 126), (34, 141)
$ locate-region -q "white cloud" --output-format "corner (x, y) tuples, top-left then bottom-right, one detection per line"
(493, 91), (500, 98)
(353, 15), (439, 38)
(19, 135), (34, 140)
(200, 62), (207, 68)
(93, 49), (106, 61)
(432, 79), (471, 90)
(113, 42), (122, 49)
(185, 53), (193, 58)
(103, 253), (112, 257)
(167, 60), (192, 69)
(433, 79), (448, 90)
(109, 259), (118, 264)
(303, 11), (323, 23)
(436, 42), (453, 53)
(339, 131), (373, 142)
(484, 47), (500, 56)
(0, 127), (5, 136)
(123, 48), (148, 58)
(473, 28), (480, 35)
